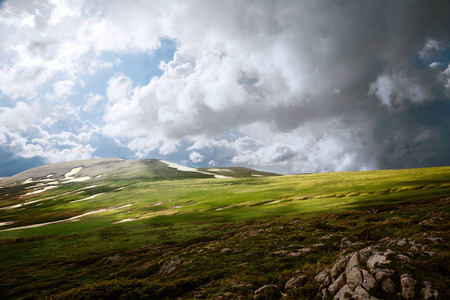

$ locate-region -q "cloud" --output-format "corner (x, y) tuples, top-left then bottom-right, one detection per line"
(0, 0), (449, 176)
(189, 151), (203, 163)
(53, 80), (75, 99)
(368, 73), (430, 108)
(83, 93), (104, 111)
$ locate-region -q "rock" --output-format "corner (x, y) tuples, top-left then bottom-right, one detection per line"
(345, 253), (361, 273)
(346, 267), (363, 290)
(424, 251), (438, 257)
(381, 278), (396, 293)
(220, 248), (240, 254)
(361, 269), (377, 291)
(328, 273), (346, 294)
(313, 243), (325, 248)
(315, 269), (331, 285)
(372, 268), (395, 282)
(298, 247), (312, 254)
(421, 281), (439, 299)
(408, 239), (416, 246)
(341, 237), (354, 249)
(429, 237), (446, 243)
(400, 274), (417, 299)
(101, 254), (125, 265)
(158, 258), (182, 275)
(254, 284), (280, 300)
(330, 255), (350, 279)
(288, 248), (312, 256)
(382, 249), (396, 256)
(378, 236), (392, 244)
(353, 285), (370, 300)
(285, 275), (308, 290)
(273, 250), (290, 256)
(333, 284), (353, 300)
(366, 254), (388, 270)
(396, 254), (411, 261)
(397, 239), (408, 247)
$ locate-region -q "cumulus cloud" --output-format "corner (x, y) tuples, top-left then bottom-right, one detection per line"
(189, 151), (204, 163)
(0, 0), (449, 176)
(83, 93), (104, 111)
(368, 73), (430, 108)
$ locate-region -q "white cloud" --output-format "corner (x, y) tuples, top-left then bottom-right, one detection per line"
(189, 151), (203, 163)
(106, 74), (133, 103)
(0, 102), (39, 131)
(83, 93), (104, 111)
(53, 80), (75, 99)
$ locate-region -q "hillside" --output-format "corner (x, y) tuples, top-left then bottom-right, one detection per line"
(0, 160), (449, 299)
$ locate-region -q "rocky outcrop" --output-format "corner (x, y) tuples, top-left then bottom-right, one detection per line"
(158, 257), (183, 275)
(315, 241), (441, 300)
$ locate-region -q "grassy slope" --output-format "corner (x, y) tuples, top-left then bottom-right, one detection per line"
(0, 166), (449, 299)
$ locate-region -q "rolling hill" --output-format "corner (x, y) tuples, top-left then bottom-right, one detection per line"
(0, 159), (449, 299)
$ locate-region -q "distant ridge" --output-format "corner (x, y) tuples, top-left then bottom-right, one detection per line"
(0, 158), (279, 186)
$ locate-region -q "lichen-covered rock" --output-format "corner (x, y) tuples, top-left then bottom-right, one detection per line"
(361, 269), (377, 291)
(315, 269), (331, 285)
(345, 253), (361, 273)
(220, 248), (241, 254)
(353, 285), (370, 300)
(314, 244), (443, 300)
(273, 250), (290, 256)
(381, 278), (396, 293)
(371, 268), (395, 282)
(285, 275), (308, 290)
(333, 284), (353, 300)
(158, 258), (182, 275)
(366, 254), (388, 270)
(397, 239), (408, 247)
(254, 284), (280, 300)
(330, 255), (350, 279)
(400, 274), (417, 299)
(421, 281), (439, 299)
(328, 273), (346, 294)
(346, 267), (362, 289)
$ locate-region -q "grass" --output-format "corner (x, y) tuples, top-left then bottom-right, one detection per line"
(0, 165), (449, 299)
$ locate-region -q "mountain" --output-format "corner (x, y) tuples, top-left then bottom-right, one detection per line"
(0, 161), (448, 299)
(0, 157), (279, 186)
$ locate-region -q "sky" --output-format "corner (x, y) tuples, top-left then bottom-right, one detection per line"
(0, 0), (449, 177)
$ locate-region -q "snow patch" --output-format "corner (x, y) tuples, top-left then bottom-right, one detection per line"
(22, 185), (57, 197)
(160, 160), (232, 178)
(23, 178), (33, 184)
(64, 167), (82, 178)
(114, 218), (137, 224)
(265, 200), (281, 205)
(207, 168), (233, 172)
(70, 193), (104, 203)
(1, 204), (133, 232)
(0, 221), (15, 226)
(215, 207), (228, 211)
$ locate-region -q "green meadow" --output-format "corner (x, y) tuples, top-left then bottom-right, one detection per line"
(0, 164), (449, 299)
